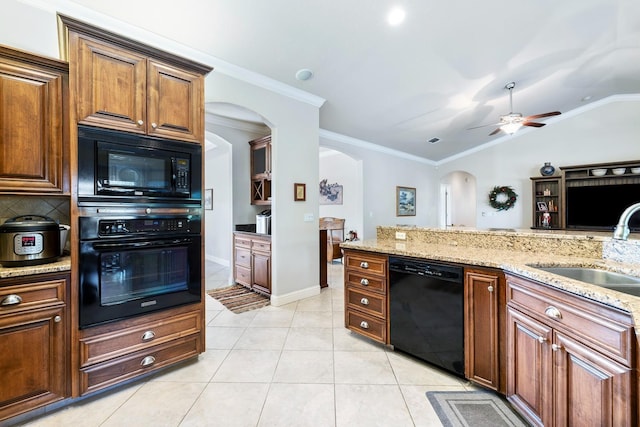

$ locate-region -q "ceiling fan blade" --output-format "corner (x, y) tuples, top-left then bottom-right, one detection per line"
(489, 127), (502, 136)
(466, 122), (500, 130)
(525, 111), (561, 120)
(522, 121), (545, 128)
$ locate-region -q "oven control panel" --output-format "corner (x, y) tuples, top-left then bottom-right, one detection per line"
(98, 218), (192, 236)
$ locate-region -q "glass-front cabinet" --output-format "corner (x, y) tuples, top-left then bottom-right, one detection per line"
(249, 135), (272, 205)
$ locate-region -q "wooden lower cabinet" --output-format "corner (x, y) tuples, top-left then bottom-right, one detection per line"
(233, 232), (271, 295)
(0, 273), (70, 422)
(343, 249), (388, 344)
(77, 304), (202, 396)
(506, 273), (635, 427)
(464, 267), (506, 393)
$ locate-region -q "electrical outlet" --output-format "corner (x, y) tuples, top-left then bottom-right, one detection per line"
(395, 231), (406, 240)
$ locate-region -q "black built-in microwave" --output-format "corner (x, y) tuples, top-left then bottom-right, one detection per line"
(77, 125), (202, 205)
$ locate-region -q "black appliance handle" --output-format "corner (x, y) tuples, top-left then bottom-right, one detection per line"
(92, 238), (193, 250)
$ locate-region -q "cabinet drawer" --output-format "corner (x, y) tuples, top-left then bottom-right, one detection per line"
(79, 335), (200, 395)
(0, 278), (66, 315)
(234, 265), (251, 287)
(345, 271), (386, 293)
(344, 252), (387, 276)
(506, 274), (634, 365)
(234, 236), (252, 248)
(345, 310), (386, 344)
(346, 288), (386, 318)
(252, 240), (271, 252)
(79, 310), (201, 366)
(235, 247), (251, 267)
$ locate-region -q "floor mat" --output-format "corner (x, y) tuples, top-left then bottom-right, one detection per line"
(426, 391), (529, 427)
(207, 285), (270, 313)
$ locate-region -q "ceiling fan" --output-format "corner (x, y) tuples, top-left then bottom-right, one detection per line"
(470, 82), (561, 136)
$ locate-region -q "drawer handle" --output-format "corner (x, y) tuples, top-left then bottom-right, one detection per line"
(360, 278), (369, 286)
(537, 336), (547, 344)
(360, 321), (369, 329)
(360, 261), (369, 269)
(360, 297), (370, 305)
(1, 294), (22, 306)
(137, 119), (144, 126)
(545, 306), (562, 320)
(551, 344), (562, 352)
(140, 356), (156, 367)
(487, 285), (494, 292)
(54, 315), (62, 323)
(141, 330), (156, 341)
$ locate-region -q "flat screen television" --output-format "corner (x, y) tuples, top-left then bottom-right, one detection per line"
(566, 184), (640, 231)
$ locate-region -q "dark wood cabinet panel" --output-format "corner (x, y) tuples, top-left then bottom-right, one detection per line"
(249, 136), (272, 205)
(0, 46), (68, 194)
(0, 273), (69, 422)
(464, 268), (505, 392)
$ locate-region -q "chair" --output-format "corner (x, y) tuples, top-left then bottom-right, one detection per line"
(319, 217), (345, 263)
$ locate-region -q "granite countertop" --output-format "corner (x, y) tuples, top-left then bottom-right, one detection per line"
(341, 237), (640, 330)
(0, 256), (71, 279)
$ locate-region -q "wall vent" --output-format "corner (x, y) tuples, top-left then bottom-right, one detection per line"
(428, 137), (441, 144)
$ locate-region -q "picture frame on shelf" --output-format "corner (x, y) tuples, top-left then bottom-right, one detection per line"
(396, 186), (416, 216)
(536, 201), (548, 212)
(294, 183), (306, 201)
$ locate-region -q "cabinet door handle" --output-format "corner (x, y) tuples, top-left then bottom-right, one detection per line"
(360, 278), (369, 286)
(360, 261), (369, 269)
(151, 122), (157, 129)
(137, 119), (144, 126)
(487, 285), (494, 292)
(140, 356), (156, 367)
(141, 330), (156, 341)
(360, 297), (369, 305)
(537, 336), (547, 344)
(359, 321), (369, 329)
(54, 315), (62, 323)
(551, 344), (562, 352)
(545, 306), (562, 319)
(1, 294), (22, 306)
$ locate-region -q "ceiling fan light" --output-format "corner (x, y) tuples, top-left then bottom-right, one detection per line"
(500, 122), (522, 135)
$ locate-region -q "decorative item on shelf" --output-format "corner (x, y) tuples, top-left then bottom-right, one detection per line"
(489, 186), (518, 211)
(591, 168), (607, 176)
(611, 168), (626, 175)
(540, 162), (555, 176)
(542, 212), (551, 228)
(631, 167), (640, 174)
(543, 188), (551, 196)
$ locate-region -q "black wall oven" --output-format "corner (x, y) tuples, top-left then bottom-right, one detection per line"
(78, 209), (201, 329)
(77, 125), (202, 206)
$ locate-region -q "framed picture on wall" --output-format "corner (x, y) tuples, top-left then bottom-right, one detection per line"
(294, 183), (306, 201)
(204, 188), (213, 210)
(396, 186), (416, 216)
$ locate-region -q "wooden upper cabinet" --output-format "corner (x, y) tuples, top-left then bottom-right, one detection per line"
(60, 15), (211, 143)
(0, 45), (69, 194)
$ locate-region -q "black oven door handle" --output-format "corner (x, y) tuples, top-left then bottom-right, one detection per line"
(92, 238), (193, 250)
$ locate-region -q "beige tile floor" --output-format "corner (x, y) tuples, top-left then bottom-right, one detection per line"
(18, 261), (479, 427)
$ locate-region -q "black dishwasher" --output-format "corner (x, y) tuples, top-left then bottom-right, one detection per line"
(389, 256), (464, 377)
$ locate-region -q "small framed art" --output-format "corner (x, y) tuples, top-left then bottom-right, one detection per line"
(396, 186), (416, 216)
(294, 183), (306, 201)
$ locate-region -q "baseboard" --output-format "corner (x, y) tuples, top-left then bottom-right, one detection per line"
(270, 285), (320, 306)
(205, 254), (230, 267)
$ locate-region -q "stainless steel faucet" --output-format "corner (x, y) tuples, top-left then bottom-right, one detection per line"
(613, 202), (640, 240)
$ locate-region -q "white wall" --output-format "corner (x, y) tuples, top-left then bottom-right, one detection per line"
(437, 97), (640, 229)
(441, 171), (477, 228)
(319, 150), (362, 237)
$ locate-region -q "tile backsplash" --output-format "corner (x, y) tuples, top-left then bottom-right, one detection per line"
(0, 196), (70, 226)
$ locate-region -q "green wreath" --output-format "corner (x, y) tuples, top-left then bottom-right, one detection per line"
(489, 186), (518, 211)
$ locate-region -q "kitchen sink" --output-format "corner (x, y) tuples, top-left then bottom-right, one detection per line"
(533, 266), (640, 297)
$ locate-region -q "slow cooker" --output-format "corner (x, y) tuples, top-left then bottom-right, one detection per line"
(0, 215), (62, 267)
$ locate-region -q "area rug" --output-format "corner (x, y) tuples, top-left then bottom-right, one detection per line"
(207, 285), (270, 314)
(426, 391), (529, 427)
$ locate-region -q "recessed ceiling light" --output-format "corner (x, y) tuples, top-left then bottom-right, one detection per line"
(387, 7), (406, 26)
(295, 69), (314, 81)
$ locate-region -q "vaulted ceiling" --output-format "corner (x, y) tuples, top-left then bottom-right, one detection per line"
(71, 0), (640, 161)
